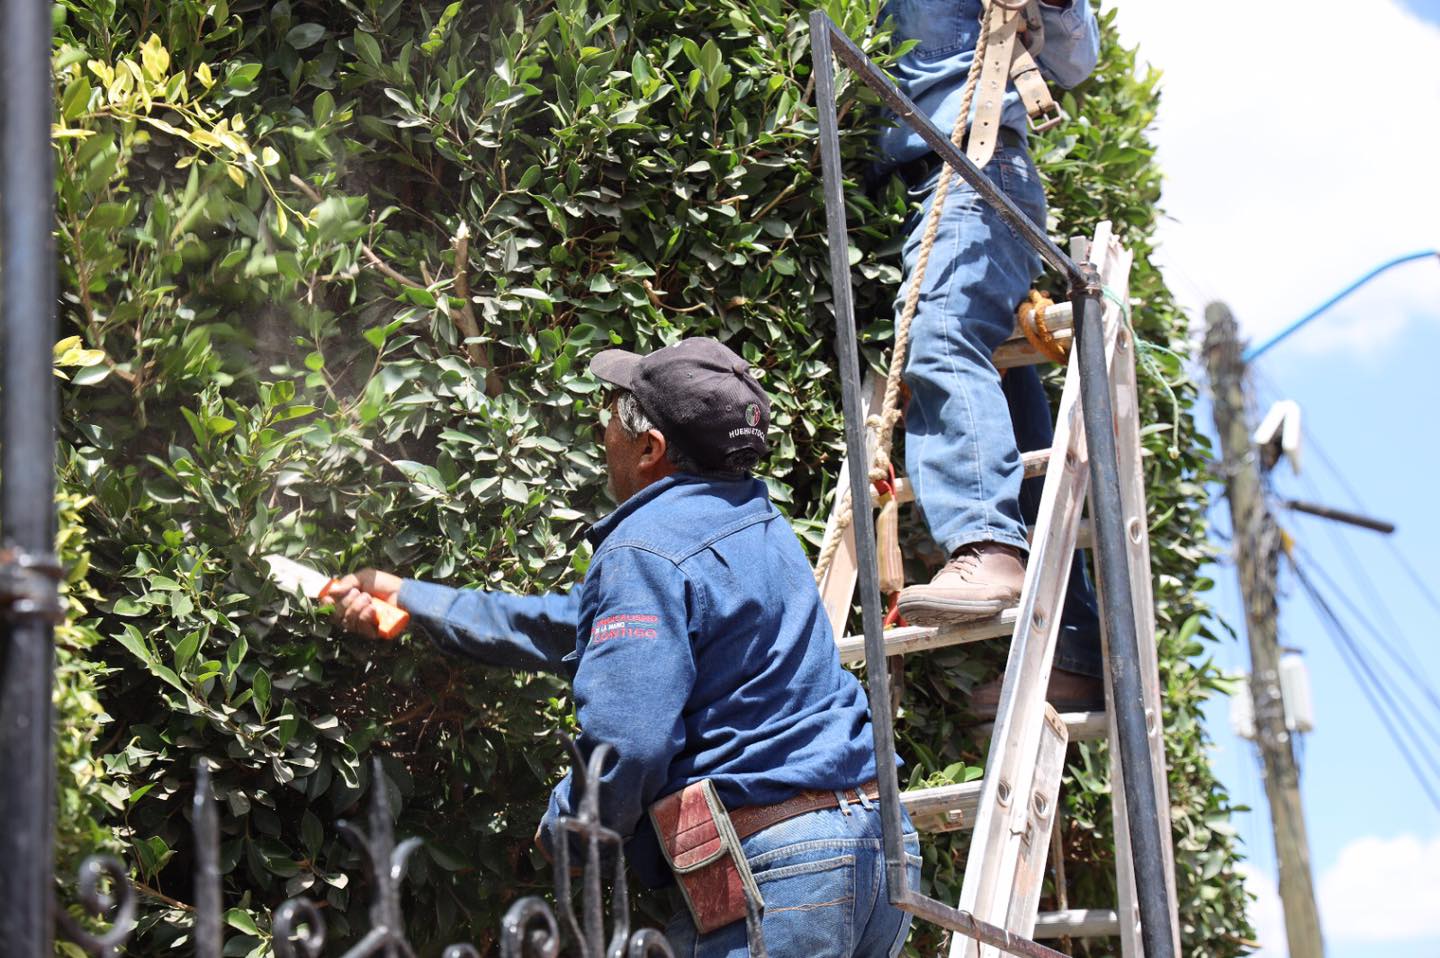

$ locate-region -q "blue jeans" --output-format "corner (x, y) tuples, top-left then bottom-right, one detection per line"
(900, 143), (1047, 557)
(898, 146), (1101, 677)
(664, 802), (922, 957)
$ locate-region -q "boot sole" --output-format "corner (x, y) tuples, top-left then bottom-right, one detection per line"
(895, 594), (1013, 627)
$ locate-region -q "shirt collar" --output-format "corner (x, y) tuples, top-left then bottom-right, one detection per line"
(586, 473), (771, 548)
(586, 473), (689, 548)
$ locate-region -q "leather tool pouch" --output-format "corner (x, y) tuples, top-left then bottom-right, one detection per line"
(649, 780), (764, 934)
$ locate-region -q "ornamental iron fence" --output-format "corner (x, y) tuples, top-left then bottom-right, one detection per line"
(54, 741), (683, 958)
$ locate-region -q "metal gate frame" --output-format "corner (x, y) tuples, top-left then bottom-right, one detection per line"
(808, 12), (1177, 958)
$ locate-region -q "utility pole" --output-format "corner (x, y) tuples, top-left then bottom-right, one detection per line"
(1205, 302), (1325, 958)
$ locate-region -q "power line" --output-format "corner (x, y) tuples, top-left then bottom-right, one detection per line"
(1290, 557), (1440, 814)
(1291, 545), (1440, 718)
(1304, 424), (1440, 622)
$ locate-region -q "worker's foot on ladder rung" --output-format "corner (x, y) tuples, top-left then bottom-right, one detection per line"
(1033, 909), (1121, 939)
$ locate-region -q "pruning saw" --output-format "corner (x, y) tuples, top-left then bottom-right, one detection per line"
(263, 555), (410, 639)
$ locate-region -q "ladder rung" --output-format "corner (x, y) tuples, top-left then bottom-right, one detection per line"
(836, 609), (1018, 664)
(994, 329), (1073, 369)
(1033, 909), (1121, 938)
(879, 451), (1050, 507)
(977, 710), (1108, 744)
(901, 781), (982, 833)
(900, 707), (1098, 836)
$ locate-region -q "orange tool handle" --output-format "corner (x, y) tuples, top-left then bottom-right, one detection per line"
(319, 581), (411, 640)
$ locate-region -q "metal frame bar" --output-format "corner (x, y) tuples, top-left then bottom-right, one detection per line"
(0, 0), (62, 953)
(808, 12), (1175, 958)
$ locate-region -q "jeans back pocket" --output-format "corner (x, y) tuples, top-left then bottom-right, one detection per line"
(751, 852), (856, 958)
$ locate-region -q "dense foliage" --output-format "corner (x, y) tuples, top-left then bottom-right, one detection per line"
(49, 0), (1251, 954)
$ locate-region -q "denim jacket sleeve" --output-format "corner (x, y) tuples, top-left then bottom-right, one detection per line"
(397, 579), (579, 675)
(1035, 0), (1100, 90)
(538, 546), (696, 856)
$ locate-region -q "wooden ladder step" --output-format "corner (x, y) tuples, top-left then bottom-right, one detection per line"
(1033, 909), (1121, 939)
(994, 330), (1073, 370)
(901, 781), (983, 834)
(900, 710), (1104, 834)
(979, 709), (1108, 744)
(836, 609), (1018, 664)
(878, 451), (1050, 508)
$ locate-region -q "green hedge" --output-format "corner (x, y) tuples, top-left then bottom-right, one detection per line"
(51, 0), (1251, 953)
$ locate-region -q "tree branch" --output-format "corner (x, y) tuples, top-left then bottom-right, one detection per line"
(452, 222), (503, 396)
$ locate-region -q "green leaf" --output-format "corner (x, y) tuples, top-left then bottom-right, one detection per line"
(252, 668), (272, 720)
(173, 630), (201, 673)
(353, 31), (382, 68)
(224, 908), (260, 935)
(286, 24), (327, 49)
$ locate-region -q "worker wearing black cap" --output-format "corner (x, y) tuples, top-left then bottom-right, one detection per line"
(330, 337), (919, 957)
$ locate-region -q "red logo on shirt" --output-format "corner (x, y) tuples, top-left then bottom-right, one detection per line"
(591, 614), (660, 643)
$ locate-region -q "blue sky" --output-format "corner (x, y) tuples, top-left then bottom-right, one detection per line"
(1110, 1), (1440, 954)
(1399, 0), (1440, 23)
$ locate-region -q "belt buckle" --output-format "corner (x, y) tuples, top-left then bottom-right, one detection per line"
(1029, 104), (1064, 134)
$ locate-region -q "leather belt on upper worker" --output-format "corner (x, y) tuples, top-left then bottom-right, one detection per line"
(727, 780), (882, 841)
(897, 126), (1026, 189)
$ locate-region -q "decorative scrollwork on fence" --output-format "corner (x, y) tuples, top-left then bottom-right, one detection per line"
(499, 738), (680, 958)
(54, 738), (705, 957)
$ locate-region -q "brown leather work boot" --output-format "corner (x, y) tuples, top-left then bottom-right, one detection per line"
(895, 542), (1025, 626)
(968, 667), (1107, 722)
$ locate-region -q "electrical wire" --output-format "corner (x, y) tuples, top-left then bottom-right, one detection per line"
(1289, 557), (1440, 813)
(1241, 374), (1440, 690)
(1289, 550), (1440, 766)
(1292, 545), (1440, 717)
(1285, 425), (1440, 696)
(1307, 430), (1440, 622)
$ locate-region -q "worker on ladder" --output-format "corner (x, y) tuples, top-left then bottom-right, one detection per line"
(878, 0), (1107, 716)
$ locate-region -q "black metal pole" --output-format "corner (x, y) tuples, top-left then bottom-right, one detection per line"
(0, 0), (62, 952)
(1071, 274), (1175, 958)
(809, 9), (909, 899)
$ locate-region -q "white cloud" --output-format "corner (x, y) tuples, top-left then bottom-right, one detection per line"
(1239, 864), (1289, 958)
(1106, 0), (1440, 358)
(1318, 833), (1440, 942)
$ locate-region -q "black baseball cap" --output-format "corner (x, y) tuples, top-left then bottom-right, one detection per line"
(590, 338), (770, 471)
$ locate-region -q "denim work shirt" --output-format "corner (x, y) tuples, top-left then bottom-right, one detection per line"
(398, 474), (879, 887)
(876, 0), (1100, 168)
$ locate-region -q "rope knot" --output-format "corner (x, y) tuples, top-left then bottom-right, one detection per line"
(1017, 288), (1068, 364)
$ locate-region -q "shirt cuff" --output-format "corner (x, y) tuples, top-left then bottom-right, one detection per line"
(397, 579), (456, 635)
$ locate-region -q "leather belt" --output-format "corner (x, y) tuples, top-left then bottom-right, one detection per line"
(896, 126), (1026, 188)
(728, 780), (881, 841)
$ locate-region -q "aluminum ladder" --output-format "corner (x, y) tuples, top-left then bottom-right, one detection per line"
(815, 222), (1180, 957)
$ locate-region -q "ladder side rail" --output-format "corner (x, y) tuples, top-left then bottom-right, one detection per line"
(1004, 707), (1070, 936)
(951, 323), (1091, 958)
(1072, 227), (1178, 958)
(1106, 275), (1182, 953)
(951, 227), (1117, 958)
